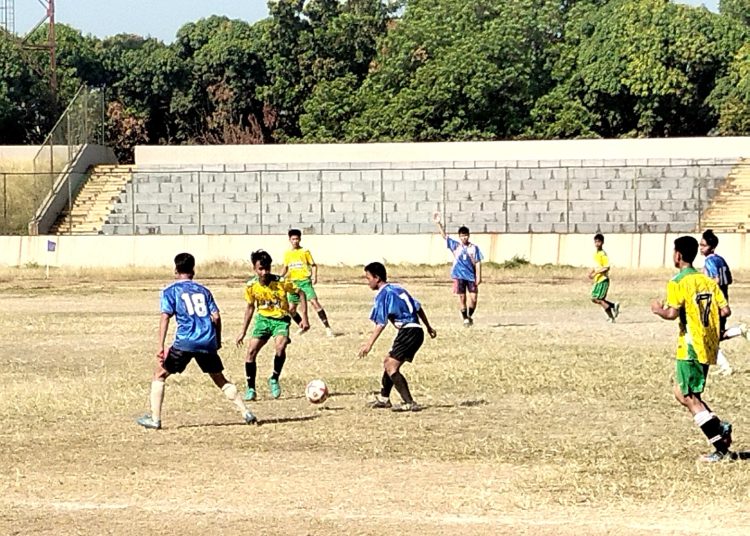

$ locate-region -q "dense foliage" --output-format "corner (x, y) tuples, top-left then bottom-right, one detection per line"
(1, 0), (749, 159)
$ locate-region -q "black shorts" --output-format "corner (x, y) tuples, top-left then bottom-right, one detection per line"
(389, 327), (424, 362)
(163, 346), (224, 374)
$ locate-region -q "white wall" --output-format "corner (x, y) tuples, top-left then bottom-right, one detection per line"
(4, 233), (750, 270)
(135, 137), (750, 166)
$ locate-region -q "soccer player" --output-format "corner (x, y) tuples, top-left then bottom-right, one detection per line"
(700, 229), (748, 375)
(433, 212), (483, 326)
(236, 249), (309, 401)
(651, 236), (736, 462)
(358, 262), (437, 412)
(279, 229), (334, 337)
(137, 253), (256, 430)
(588, 233), (620, 322)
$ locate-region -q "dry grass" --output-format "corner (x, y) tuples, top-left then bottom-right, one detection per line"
(1, 263), (750, 535)
(0, 161), (54, 234)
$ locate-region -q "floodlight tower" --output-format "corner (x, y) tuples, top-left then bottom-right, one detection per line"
(22, 0), (57, 99)
(0, 0), (15, 34)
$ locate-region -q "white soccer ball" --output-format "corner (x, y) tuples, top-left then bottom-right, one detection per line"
(305, 379), (329, 404)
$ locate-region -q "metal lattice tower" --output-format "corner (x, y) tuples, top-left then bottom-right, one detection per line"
(0, 0), (15, 34)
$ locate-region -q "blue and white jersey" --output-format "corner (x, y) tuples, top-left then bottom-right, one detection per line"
(369, 283), (422, 329)
(703, 253), (732, 296)
(160, 280), (219, 352)
(447, 237), (483, 281)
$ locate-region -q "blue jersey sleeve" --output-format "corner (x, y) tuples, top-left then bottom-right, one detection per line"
(369, 291), (389, 326)
(703, 257), (719, 278)
(160, 287), (176, 315)
(475, 246), (484, 262)
(447, 236), (459, 251)
(205, 289), (219, 315)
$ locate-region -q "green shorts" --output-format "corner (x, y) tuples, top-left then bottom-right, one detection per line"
(675, 359), (709, 396)
(252, 315), (291, 340)
(287, 278), (317, 304)
(591, 280), (610, 300)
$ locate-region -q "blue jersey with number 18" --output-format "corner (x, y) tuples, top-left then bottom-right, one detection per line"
(160, 280), (219, 352)
(369, 283), (421, 329)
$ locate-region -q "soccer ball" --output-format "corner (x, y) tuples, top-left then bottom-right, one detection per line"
(305, 379), (329, 404)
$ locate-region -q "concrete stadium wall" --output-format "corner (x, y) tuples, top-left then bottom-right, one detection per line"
(134, 137), (750, 165)
(5, 233), (750, 270)
(101, 160), (734, 236)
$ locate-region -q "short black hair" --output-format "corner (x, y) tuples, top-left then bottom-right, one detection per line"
(458, 226), (470, 235)
(702, 229), (719, 249)
(174, 252), (195, 275)
(364, 261), (387, 282)
(674, 236), (699, 264)
(594, 233), (604, 242)
(288, 228), (301, 238)
(251, 249), (272, 269)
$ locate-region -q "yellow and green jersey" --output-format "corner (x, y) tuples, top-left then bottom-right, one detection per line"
(665, 267), (727, 365)
(243, 275), (298, 319)
(283, 248), (315, 281)
(593, 250), (609, 284)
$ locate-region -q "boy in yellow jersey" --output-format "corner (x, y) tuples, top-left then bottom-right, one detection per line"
(235, 250), (309, 401)
(280, 229), (334, 337)
(588, 233), (620, 322)
(651, 236), (737, 462)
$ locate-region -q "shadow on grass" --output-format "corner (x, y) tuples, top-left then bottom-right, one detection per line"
(173, 414), (319, 429)
(258, 415), (319, 426)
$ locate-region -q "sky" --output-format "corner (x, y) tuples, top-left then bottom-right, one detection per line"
(12, 1), (720, 43)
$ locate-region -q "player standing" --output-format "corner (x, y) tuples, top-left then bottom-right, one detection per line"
(358, 262), (437, 412)
(589, 233), (620, 322)
(236, 249), (309, 401)
(280, 229), (334, 337)
(137, 253), (256, 429)
(651, 236), (737, 462)
(434, 213), (483, 326)
(700, 229), (748, 375)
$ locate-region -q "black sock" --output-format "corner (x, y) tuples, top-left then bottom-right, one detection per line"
(380, 371), (393, 398)
(272, 352), (286, 380)
(317, 309), (330, 328)
(291, 312), (302, 326)
(245, 362), (256, 389)
(461, 309), (468, 320)
(605, 300), (614, 308)
(389, 370), (413, 404)
(468, 307), (475, 318)
(605, 307), (614, 319)
(700, 416), (728, 453)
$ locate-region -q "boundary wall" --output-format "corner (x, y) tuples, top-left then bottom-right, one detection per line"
(4, 233), (750, 269)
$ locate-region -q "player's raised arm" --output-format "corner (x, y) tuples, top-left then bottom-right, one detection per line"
(433, 211), (447, 239)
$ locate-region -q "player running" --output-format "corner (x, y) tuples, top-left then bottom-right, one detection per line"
(651, 236), (737, 462)
(589, 233), (620, 322)
(137, 253), (256, 430)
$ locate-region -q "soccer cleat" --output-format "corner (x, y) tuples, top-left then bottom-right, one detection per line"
(721, 421), (733, 449)
(463, 318), (471, 327)
(137, 414), (161, 430)
(718, 366), (733, 376)
(268, 377), (281, 399)
(613, 302), (621, 319)
(244, 410), (258, 425)
(367, 395), (392, 409)
(698, 450), (737, 463)
(326, 327), (334, 338)
(244, 387), (257, 401)
(467, 317), (474, 326)
(391, 402), (422, 412)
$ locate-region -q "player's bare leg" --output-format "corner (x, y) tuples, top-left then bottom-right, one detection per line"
(244, 337), (268, 400)
(674, 385), (733, 461)
(209, 372), (257, 424)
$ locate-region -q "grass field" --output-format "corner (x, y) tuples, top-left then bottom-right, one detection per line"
(1, 263), (750, 535)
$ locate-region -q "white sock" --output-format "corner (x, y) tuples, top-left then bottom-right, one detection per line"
(717, 349), (731, 370)
(694, 410), (712, 427)
(150, 380), (165, 422)
(725, 326), (742, 339)
(221, 383), (248, 414)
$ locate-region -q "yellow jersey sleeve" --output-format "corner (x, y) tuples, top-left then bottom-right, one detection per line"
(243, 283), (254, 304)
(665, 280), (684, 310)
(305, 250), (315, 267)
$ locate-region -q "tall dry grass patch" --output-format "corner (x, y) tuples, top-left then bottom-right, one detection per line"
(0, 160), (55, 235)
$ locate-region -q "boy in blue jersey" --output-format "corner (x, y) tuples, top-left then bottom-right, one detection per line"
(137, 253), (256, 429)
(700, 229), (748, 375)
(434, 213), (483, 326)
(358, 262), (437, 412)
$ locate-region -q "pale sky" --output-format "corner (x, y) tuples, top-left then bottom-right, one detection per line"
(12, 1), (719, 43)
